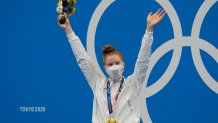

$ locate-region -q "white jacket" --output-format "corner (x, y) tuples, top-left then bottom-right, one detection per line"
(66, 30), (153, 123)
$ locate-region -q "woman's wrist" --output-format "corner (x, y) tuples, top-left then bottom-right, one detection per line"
(65, 25), (73, 35)
(146, 23), (153, 32)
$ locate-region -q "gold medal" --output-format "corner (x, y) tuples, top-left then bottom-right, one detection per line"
(107, 117), (118, 123)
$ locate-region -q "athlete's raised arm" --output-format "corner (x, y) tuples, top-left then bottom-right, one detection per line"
(132, 9), (166, 92)
(58, 13), (104, 90)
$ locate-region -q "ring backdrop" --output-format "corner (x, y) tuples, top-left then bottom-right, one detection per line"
(87, 0), (218, 122)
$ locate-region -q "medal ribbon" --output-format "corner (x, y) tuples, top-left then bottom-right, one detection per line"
(106, 77), (124, 116)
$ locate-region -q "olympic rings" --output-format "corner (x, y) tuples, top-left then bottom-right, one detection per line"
(86, 0), (218, 122)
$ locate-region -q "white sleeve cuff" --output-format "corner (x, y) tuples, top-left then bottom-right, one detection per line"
(66, 31), (78, 41)
(145, 31), (153, 38)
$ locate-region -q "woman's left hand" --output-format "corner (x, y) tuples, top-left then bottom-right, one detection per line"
(147, 9), (166, 31)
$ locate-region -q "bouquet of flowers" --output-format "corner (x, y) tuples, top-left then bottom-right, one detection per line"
(56, 0), (77, 24)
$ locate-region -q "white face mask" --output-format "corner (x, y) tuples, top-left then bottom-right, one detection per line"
(106, 65), (124, 80)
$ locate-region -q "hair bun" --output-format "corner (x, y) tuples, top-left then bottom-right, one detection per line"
(102, 45), (116, 55)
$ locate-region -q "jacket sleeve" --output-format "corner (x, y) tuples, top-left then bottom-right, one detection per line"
(131, 31), (153, 91)
(66, 31), (102, 90)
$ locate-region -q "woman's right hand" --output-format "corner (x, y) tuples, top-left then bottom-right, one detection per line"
(58, 13), (73, 34)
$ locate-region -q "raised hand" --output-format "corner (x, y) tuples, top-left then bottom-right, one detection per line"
(58, 13), (70, 29)
(58, 12), (73, 34)
(147, 9), (166, 29)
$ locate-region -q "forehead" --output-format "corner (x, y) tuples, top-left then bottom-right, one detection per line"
(105, 54), (122, 63)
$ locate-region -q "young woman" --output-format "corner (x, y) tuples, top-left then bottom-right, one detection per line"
(58, 9), (166, 123)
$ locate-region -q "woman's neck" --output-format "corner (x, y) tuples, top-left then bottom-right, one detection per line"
(109, 77), (123, 83)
